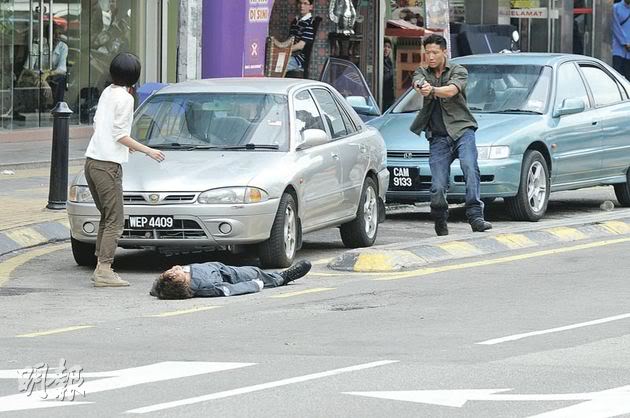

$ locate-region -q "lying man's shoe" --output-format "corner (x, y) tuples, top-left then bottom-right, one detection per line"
(434, 220), (449, 236)
(470, 219), (492, 232)
(279, 260), (312, 285)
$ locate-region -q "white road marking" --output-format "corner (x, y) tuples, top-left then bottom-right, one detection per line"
(345, 385), (630, 417)
(125, 360), (398, 414)
(476, 312), (630, 345)
(0, 361), (254, 412)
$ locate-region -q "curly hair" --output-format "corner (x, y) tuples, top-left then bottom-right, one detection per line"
(151, 270), (194, 300)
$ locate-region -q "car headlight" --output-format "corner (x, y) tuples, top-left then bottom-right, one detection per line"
(197, 187), (269, 204)
(477, 146), (510, 160)
(68, 185), (93, 203)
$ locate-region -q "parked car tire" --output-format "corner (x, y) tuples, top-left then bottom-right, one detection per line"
(258, 193), (298, 268)
(613, 168), (630, 206)
(505, 150), (550, 221)
(71, 237), (97, 267)
(340, 177), (379, 248)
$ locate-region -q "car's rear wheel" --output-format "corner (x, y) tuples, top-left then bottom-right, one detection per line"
(340, 177), (379, 248)
(505, 150), (550, 221)
(613, 168), (630, 206)
(71, 237), (97, 267)
(258, 193), (298, 268)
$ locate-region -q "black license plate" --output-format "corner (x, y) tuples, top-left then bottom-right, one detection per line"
(388, 166), (421, 191)
(128, 215), (174, 229)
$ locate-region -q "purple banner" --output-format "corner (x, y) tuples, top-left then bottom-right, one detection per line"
(243, 0), (275, 77)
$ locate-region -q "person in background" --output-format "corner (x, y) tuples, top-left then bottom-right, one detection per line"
(286, 0), (315, 72)
(383, 38), (395, 111)
(612, 0), (630, 80)
(48, 26), (68, 106)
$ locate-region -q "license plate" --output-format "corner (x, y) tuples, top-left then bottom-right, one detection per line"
(388, 166), (421, 191)
(128, 216), (174, 229)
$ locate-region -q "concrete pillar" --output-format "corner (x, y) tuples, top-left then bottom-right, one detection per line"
(177, 0), (203, 82)
(559, 0), (573, 53)
(592, 0), (612, 63)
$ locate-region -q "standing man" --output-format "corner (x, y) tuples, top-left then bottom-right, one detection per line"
(382, 37), (395, 110)
(612, 0), (630, 81)
(286, 0), (315, 73)
(48, 26), (68, 106)
(409, 34), (491, 236)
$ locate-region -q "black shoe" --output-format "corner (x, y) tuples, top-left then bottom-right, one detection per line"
(279, 260), (312, 285)
(470, 219), (492, 232)
(434, 220), (449, 236)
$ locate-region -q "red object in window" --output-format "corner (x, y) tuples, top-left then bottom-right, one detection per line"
(573, 8), (593, 14)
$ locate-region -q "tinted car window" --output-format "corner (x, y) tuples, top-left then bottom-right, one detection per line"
(132, 93), (289, 150)
(294, 90), (326, 134)
(579, 65), (623, 107)
(312, 88), (349, 139)
(555, 62), (590, 110)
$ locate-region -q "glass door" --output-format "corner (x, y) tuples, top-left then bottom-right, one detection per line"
(5, 0), (76, 129)
(0, 1), (16, 129)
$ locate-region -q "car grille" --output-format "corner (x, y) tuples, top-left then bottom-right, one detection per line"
(387, 151), (430, 159)
(121, 219), (207, 240)
(123, 193), (197, 204)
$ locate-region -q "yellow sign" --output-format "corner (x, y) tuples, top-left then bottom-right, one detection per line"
(511, 0), (540, 7)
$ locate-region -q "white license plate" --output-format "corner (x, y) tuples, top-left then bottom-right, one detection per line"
(128, 216), (174, 229)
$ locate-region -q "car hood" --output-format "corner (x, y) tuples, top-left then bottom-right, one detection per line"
(120, 151), (288, 191)
(371, 112), (542, 151)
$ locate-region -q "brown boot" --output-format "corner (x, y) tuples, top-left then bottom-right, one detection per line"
(93, 263), (129, 287)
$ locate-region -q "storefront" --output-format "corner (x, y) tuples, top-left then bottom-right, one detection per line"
(0, 0), (178, 133)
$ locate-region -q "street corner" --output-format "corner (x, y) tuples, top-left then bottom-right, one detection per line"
(0, 220), (70, 258)
(327, 249), (429, 272)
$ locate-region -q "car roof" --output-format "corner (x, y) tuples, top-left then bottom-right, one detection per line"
(452, 52), (596, 66)
(155, 77), (328, 95)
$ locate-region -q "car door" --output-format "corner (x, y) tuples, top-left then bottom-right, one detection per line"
(577, 63), (630, 180)
(547, 61), (602, 186)
(292, 89), (344, 230)
(320, 57), (381, 121)
(311, 87), (368, 219)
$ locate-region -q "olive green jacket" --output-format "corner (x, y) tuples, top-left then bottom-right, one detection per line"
(409, 62), (477, 140)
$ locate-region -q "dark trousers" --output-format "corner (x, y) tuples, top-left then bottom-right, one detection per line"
(428, 129), (484, 223)
(613, 56), (630, 81)
(48, 74), (67, 105)
(84, 158), (124, 265)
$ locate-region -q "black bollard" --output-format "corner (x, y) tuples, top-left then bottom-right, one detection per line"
(47, 102), (74, 210)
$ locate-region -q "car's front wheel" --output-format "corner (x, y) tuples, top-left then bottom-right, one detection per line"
(71, 237), (97, 267)
(613, 168), (630, 206)
(258, 193), (298, 268)
(340, 177), (379, 248)
(505, 150), (550, 221)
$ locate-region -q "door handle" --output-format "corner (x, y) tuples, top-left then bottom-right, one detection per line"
(331, 153), (340, 160)
(591, 121), (598, 126)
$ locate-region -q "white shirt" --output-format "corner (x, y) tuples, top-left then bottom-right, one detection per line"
(85, 85), (134, 164)
(51, 41), (68, 75)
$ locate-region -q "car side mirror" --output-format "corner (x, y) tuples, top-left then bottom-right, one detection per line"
(553, 98), (585, 118)
(296, 129), (329, 150)
(346, 95), (380, 117)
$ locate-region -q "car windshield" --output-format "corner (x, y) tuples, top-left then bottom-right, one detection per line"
(391, 64), (551, 115)
(132, 93), (290, 151)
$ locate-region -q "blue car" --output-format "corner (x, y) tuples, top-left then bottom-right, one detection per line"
(368, 53), (630, 221)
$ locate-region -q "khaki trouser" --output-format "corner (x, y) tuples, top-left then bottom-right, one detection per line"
(84, 158), (124, 264)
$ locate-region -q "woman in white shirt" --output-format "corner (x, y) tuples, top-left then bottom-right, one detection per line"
(84, 52), (165, 287)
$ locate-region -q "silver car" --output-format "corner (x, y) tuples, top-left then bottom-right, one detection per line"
(68, 78), (389, 268)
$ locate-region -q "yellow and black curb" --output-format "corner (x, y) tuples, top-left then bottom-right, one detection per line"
(0, 220), (70, 257)
(328, 218), (630, 272)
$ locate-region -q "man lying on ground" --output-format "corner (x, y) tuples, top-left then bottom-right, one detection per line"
(149, 260), (312, 299)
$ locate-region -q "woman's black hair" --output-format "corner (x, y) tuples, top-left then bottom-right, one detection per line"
(109, 52), (141, 87)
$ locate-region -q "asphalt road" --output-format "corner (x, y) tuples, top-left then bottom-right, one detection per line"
(1, 190), (630, 416)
